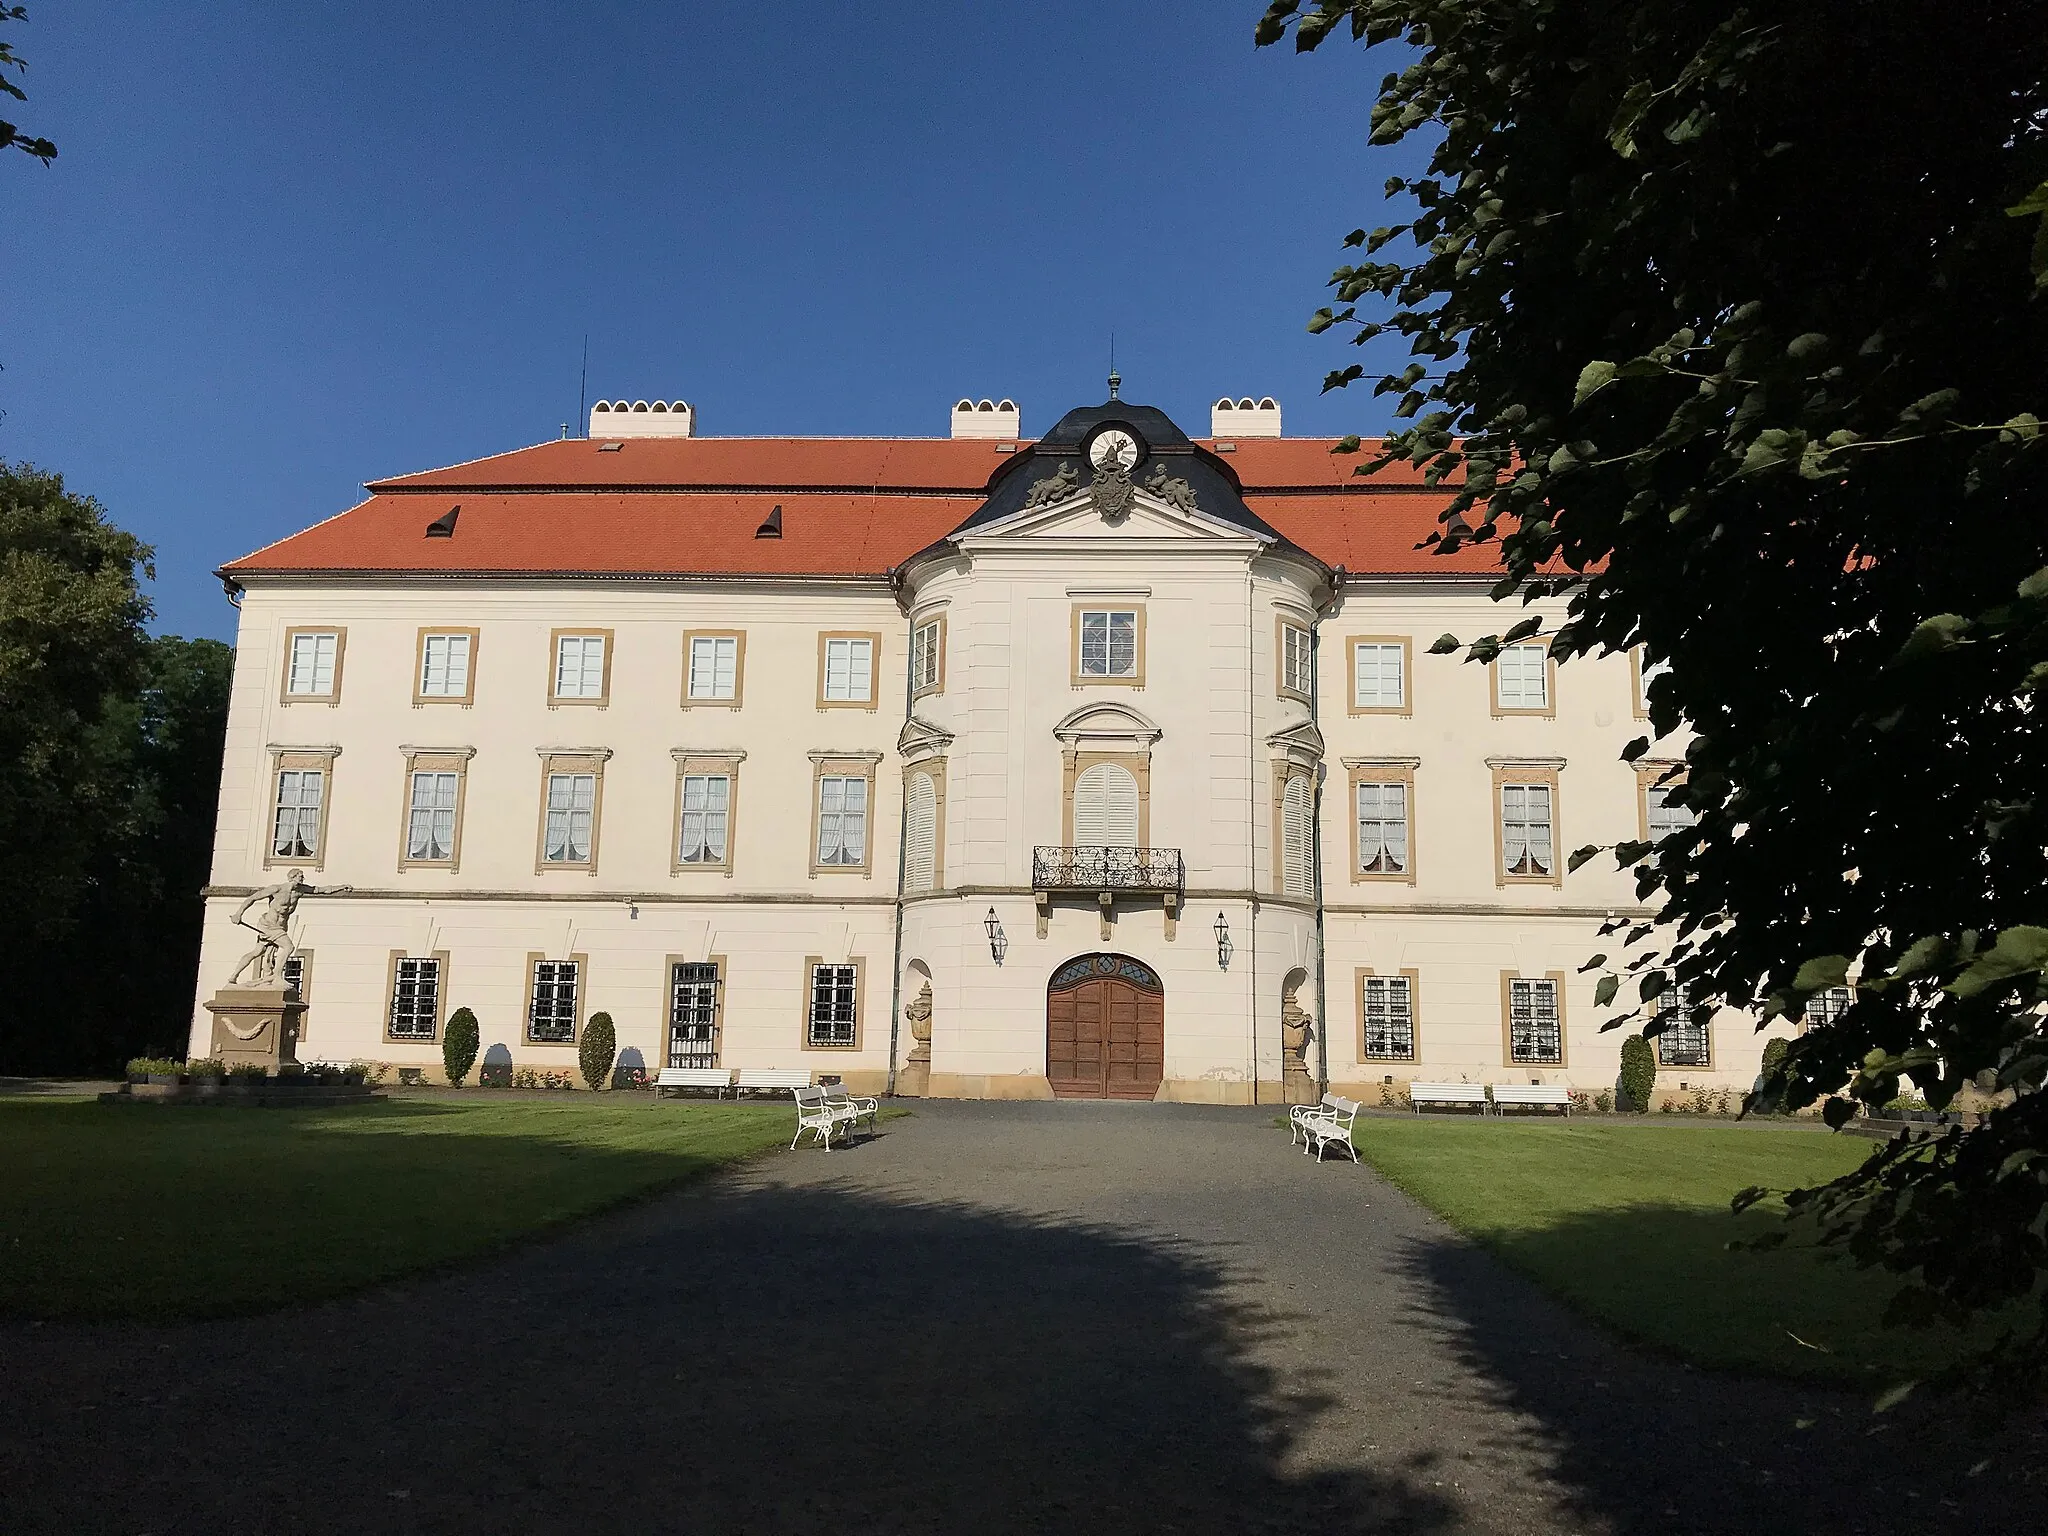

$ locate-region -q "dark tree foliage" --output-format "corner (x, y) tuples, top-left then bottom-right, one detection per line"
(0, 6), (57, 164)
(443, 1008), (480, 1088)
(1260, 0), (2048, 1395)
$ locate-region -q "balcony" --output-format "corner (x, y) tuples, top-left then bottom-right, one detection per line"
(1032, 845), (1183, 893)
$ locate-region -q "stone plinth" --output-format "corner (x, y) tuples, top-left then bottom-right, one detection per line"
(1281, 1067), (1319, 1105)
(895, 1061), (930, 1098)
(203, 987), (305, 1070)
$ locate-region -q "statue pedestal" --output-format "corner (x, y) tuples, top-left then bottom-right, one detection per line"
(1282, 1066), (1319, 1105)
(896, 1060), (929, 1098)
(204, 987), (304, 1070)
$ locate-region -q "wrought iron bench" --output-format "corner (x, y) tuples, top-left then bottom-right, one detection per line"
(821, 1082), (879, 1136)
(1490, 1083), (1572, 1116)
(1300, 1095), (1361, 1162)
(790, 1085), (861, 1151)
(654, 1067), (733, 1100)
(1289, 1092), (1347, 1148)
(1408, 1081), (1491, 1114)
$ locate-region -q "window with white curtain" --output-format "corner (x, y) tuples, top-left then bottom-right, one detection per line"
(553, 634), (607, 700)
(543, 773), (597, 864)
(677, 774), (730, 864)
(1352, 641), (1405, 710)
(904, 771), (937, 891)
(418, 633), (471, 698)
(1072, 762), (1140, 846)
(1281, 773), (1313, 895)
(688, 635), (739, 701)
(822, 637), (874, 702)
(272, 769), (324, 859)
(1500, 782), (1555, 877)
(1495, 642), (1550, 710)
(816, 775), (869, 865)
(406, 771), (459, 862)
(1356, 781), (1409, 875)
(1646, 783), (1696, 842)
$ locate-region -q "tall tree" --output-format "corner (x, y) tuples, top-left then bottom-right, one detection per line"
(1259, 0), (2048, 1396)
(0, 5), (57, 164)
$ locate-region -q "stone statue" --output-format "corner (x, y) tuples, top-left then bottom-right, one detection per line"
(1142, 463), (1198, 513)
(227, 868), (349, 987)
(1023, 461), (1080, 508)
(1281, 987), (1317, 1105)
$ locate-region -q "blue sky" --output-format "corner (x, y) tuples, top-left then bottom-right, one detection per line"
(0, 2), (1427, 639)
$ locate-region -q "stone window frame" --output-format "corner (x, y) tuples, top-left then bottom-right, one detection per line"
(1356, 966), (1421, 1064)
(396, 746), (476, 873)
(1070, 603), (1147, 688)
(816, 631), (883, 710)
(1060, 749), (1151, 848)
(1270, 759), (1316, 897)
(524, 952), (589, 1047)
(808, 751), (883, 877)
(681, 630), (747, 709)
(1652, 978), (1715, 1069)
(663, 952), (728, 1068)
(799, 954), (866, 1052)
(1346, 635), (1413, 717)
(533, 748), (612, 875)
(670, 749), (744, 876)
(911, 613), (947, 699)
(547, 628), (614, 708)
(1276, 614), (1315, 704)
(1500, 970), (1570, 1068)
(264, 744), (341, 871)
(1489, 758), (1565, 889)
(412, 627), (479, 707)
(1344, 757), (1418, 886)
(279, 626), (346, 707)
(1635, 759), (1694, 846)
(383, 948), (450, 1044)
(1490, 640), (1558, 718)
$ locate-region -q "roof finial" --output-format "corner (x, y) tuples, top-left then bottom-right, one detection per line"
(1107, 332), (1120, 401)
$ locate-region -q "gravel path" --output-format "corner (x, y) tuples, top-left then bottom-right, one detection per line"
(2, 1100), (2038, 1534)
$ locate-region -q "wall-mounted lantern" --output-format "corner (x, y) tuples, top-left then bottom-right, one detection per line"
(1214, 911), (1232, 970)
(984, 906), (1008, 965)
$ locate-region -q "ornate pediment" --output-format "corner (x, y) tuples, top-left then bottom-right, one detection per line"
(897, 715), (956, 763)
(1053, 700), (1162, 750)
(1266, 717), (1326, 767)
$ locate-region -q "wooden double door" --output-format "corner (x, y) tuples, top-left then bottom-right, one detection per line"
(1047, 955), (1164, 1100)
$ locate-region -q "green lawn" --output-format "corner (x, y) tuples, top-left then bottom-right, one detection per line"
(1349, 1117), (1991, 1384)
(0, 1097), (797, 1322)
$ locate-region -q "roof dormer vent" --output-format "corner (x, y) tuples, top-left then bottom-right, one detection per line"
(425, 504), (460, 538)
(950, 397), (1020, 440)
(588, 398), (696, 438)
(755, 504), (783, 539)
(1210, 396), (1281, 438)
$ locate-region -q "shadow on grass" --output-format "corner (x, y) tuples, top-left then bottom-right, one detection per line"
(1, 1170), (1465, 1535)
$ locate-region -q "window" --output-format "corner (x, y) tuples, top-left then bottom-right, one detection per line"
(551, 632), (609, 702)
(543, 773), (597, 865)
(820, 634), (876, 705)
(1656, 985), (1711, 1067)
(528, 958), (580, 1044)
(686, 633), (741, 702)
(912, 616), (945, 696)
(1634, 648), (1671, 719)
(669, 961), (719, 1068)
(281, 952), (306, 1003)
(905, 771), (938, 891)
(283, 629), (342, 700)
(677, 774), (730, 864)
(387, 956), (442, 1041)
(417, 631), (474, 702)
(1500, 781), (1556, 879)
(1279, 620), (1313, 700)
(1803, 985), (1852, 1034)
(1280, 772), (1313, 896)
(1507, 976), (1563, 1065)
(1077, 609), (1139, 680)
(1351, 640), (1407, 712)
(816, 775), (869, 866)
(272, 769), (325, 860)
(1645, 782), (1697, 843)
(1355, 781), (1409, 876)
(1494, 642), (1551, 712)
(406, 771), (459, 863)
(1072, 761), (1140, 847)
(807, 961), (858, 1047)
(1361, 973), (1416, 1061)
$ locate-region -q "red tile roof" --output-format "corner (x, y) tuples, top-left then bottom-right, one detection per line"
(224, 436), (1495, 581)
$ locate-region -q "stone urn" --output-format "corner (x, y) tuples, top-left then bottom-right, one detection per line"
(1281, 997), (1318, 1105)
(898, 981), (934, 1098)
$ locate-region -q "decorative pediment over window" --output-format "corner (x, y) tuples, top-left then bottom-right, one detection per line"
(1266, 718), (1326, 769)
(897, 715), (955, 763)
(1053, 700), (1162, 751)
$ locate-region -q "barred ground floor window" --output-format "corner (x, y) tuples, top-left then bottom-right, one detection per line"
(529, 958), (580, 1044)
(807, 962), (858, 1047)
(670, 961), (719, 1068)
(1507, 976), (1563, 1065)
(388, 956), (441, 1041)
(1360, 973), (1415, 1061)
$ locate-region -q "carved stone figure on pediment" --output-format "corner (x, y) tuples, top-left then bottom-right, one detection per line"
(1142, 463), (1198, 513)
(1023, 461), (1080, 508)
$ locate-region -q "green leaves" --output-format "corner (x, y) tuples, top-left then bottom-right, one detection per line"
(1427, 632), (1461, 655)
(1947, 927), (2048, 999)
(1594, 974), (1620, 1007)
(1792, 955), (1851, 994)
(1573, 359), (1617, 408)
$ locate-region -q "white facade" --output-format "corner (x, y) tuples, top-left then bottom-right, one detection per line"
(193, 396), (1786, 1100)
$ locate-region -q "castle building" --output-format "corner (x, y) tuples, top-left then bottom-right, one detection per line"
(191, 388), (1782, 1099)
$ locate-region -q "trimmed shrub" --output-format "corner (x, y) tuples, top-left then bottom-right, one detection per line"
(579, 1012), (617, 1091)
(1619, 1034), (1657, 1113)
(1755, 1036), (1792, 1114)
(443, 1007), (481, 1087)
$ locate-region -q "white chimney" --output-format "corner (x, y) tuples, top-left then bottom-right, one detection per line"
(1210, 396), (1281, 439)
(950, 397), (1020, 439)
(588, 400), (695, 439)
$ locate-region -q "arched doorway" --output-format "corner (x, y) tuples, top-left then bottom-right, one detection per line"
(1047, 954), (1164, 1100)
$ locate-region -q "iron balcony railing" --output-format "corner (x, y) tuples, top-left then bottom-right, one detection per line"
(1032, 845), (1184, 893)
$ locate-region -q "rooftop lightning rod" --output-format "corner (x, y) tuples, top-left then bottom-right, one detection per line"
(577, 333), (588, 437)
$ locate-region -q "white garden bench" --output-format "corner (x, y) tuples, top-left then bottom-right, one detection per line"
(790, 1085), (860, 1151)
(654, 1067), (734, 1100)
(822, 1082), (879, 1136)
(1409, 1082), (1491, 1114)
(1300, 1095), (1361, 1163)
(1490, 1083), (1572, 1116)
(1289, 1092), (1346, 1148)
(735, 1067), (813, 1098)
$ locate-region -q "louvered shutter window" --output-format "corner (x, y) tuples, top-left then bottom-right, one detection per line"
(904, 772), (937, 891)
(1282, 774), (1313, 895)
(1073, 763), (1139, 847)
